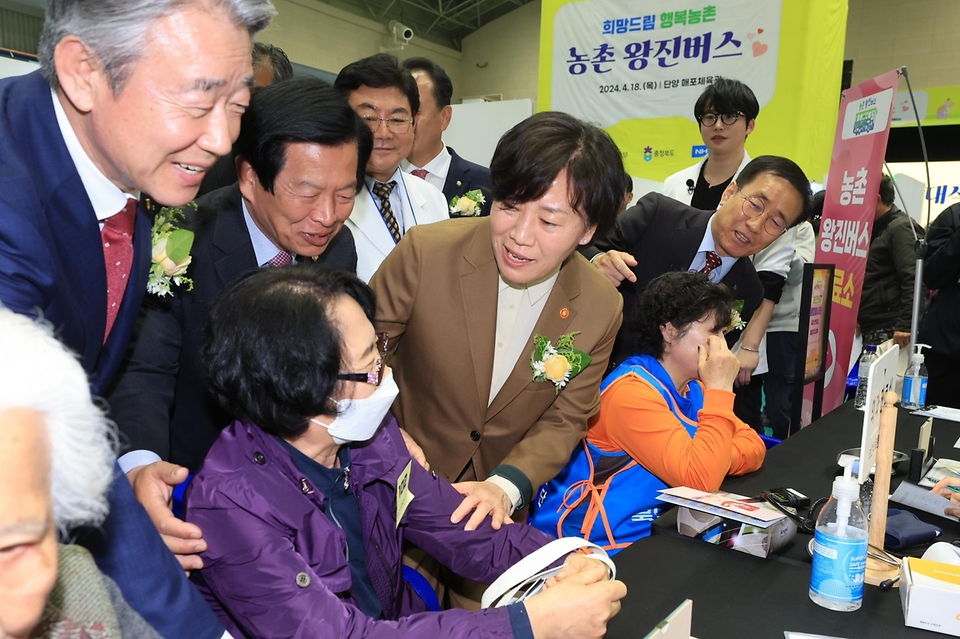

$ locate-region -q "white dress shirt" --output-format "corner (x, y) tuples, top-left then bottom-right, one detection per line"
(403, 145), (451, 194)
(486, 270), (560, 511)
(242, 199), (290, 266)
(51, 88), (139, 228)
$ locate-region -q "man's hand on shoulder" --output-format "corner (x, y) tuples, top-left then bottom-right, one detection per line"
(592, 251), (638, 287)
(127, 461), (206, 574)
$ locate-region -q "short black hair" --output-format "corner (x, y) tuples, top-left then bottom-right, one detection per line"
(401, 56), (453, 110)
(622, 170), (634, 196)
(694, 77), (760, 123)
(735, 155), (814, 226)
(633, 271), (735, 360)
(234, 76), (373, 194)
(490, 111), (625, 241)
(879, 174), (896, 206)
(334, 53), (420, 117)
(202, 264), (377, 438)
(252, 42), (293, 83)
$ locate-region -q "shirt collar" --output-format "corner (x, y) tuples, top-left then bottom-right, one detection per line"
(406, 146), (451, 176)
(498, 269), (560, 305)
(51, 88), (139, 222)
(241, 197), (286, 267)
(364, 167), (406, 192)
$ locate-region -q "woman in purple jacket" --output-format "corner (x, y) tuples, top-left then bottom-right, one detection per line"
(186, 264), (625, 639)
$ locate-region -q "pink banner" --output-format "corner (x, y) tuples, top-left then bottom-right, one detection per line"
(804, 69), (900, 423)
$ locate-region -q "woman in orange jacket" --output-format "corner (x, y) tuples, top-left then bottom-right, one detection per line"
(534, 271), (765, 550)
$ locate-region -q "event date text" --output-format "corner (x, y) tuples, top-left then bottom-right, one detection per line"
(599, 83), (642, 94)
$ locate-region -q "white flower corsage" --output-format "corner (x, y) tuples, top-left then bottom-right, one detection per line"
(530, 332), (591, 394)
(726, 300), (746, 332)
(147, 202), (196, 297)
(449, 189), (485, 217)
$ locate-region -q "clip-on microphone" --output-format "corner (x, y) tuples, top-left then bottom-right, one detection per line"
(686, 179), (695, 195)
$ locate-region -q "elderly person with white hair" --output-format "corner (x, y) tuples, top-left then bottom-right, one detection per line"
(0, 307), (160, 639)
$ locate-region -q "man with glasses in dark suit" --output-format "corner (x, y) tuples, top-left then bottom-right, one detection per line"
(585, 155), (814, 374)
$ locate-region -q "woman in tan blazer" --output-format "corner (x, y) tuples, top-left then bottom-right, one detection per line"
(370, 112), (625, 532)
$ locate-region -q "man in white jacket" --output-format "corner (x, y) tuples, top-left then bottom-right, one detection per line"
(661, 78), (759, 211)
(660, 79), (799, 433)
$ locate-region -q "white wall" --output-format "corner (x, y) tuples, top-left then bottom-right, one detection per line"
(845, 0), (960, 88)
(460, 0), (541, 104)
(260, 0), (464, 100)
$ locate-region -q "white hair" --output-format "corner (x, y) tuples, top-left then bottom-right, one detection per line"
(0, 306), (117, 538)
(39, 0), (276, 92)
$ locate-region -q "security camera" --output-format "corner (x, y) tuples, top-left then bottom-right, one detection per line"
(389, 20), (414, 43)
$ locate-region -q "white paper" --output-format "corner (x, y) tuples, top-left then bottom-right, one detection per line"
(913, 405), (960, 423)
(784, 634), (849, 639)
(918, 458), (960, 488)
(890, 481), (960, 521)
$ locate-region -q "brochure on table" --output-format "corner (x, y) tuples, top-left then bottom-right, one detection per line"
(656, 487), (786, 528)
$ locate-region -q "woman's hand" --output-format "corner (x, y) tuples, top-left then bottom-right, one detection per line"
(932, 477), (960, 517)
(525, 563), (626, 639)
(698, 335), (740, 391)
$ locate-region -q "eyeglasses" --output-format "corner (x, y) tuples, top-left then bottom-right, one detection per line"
(337, 333), (389, 386)
(360, 115), (414, 134)
(737, 189), (788, 236)
(697, 112), (744, 127)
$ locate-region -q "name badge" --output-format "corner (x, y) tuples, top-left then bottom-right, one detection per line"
(396, 461), (415, 528)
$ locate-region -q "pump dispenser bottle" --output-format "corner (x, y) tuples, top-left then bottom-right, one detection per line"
(902, 343), (930, 410)
(809, 461), (869, 611)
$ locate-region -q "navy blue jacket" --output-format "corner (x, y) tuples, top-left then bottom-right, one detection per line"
(0, 70), (223, 639)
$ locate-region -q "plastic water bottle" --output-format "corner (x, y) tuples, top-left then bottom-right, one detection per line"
(902, 344), (931, 410)
(809, 462), (868, 611)
(854, 345), (878, 411)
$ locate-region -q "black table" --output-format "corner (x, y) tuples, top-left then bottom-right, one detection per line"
(607, 535), (930, 639)
(653, 401), (960, 563)
(616, 402), (960, 638)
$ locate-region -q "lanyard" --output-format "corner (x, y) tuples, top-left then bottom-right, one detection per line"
(366, 173), (419, 245)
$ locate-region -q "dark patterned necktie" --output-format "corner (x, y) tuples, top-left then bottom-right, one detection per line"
(102, 198), (137, 343)
(410, 168), (429, 180)
(699, 250), (722, 275)
(372, 181), (401, 243)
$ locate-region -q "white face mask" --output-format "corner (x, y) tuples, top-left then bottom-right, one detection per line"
(310, 369), (399, 445)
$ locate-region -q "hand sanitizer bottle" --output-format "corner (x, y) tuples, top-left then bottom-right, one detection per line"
(809, 461), (868, 611)
(902, 344), (930, 410)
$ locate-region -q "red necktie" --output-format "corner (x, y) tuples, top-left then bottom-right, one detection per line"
(267, 251), (293, 268)
(699, 251), (722, 275)
(102, 198), (137, 342)
(410, 168), (429, 180)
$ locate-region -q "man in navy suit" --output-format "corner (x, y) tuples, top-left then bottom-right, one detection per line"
(583, 156), (813, 371)
(0, 0), (274, 635)
(109, 78), (371, 473)
(402, 57), (493, 217)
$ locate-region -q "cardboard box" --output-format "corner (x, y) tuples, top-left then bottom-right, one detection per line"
(676, 507), (797, 558)
(901, 557), (960, 636)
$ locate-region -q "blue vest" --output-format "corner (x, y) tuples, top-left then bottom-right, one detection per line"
(531, 355), (704, 554)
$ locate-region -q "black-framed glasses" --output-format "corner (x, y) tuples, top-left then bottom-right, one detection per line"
(360, 115), (414, 134)
(737, 189), (788, 236)
(697, 112), (744, 127)
(337, 332), (389, 386)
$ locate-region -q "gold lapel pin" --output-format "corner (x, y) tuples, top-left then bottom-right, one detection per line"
(560, 308), (569, 319)
(456, 180), (462, 187)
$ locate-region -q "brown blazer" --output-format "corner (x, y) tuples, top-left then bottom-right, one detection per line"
(370, 217), (623, 507)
